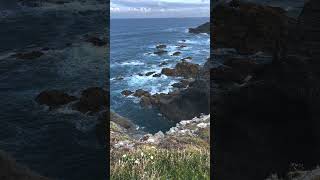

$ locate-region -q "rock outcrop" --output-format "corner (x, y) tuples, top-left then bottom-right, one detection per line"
(212, 0), (296, 54)
(73, 87), (108, 113)
(35, 90), (77, 108)
(189, 22), (210, 34)
(212, 0), (320, 179)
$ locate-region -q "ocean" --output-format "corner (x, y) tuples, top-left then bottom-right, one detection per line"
(0, 7), (107, 180)
(110, 17), (210, 133)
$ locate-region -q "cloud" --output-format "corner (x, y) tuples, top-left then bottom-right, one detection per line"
(110, 0), (210, 18)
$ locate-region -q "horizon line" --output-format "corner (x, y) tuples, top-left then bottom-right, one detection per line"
(110, 16), (210, 20)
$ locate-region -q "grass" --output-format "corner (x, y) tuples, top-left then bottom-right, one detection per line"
(110, 146), (210, 180)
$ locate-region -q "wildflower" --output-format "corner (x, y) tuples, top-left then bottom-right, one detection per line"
(122, 154), (127, 158)
(150, 156), (154, 160)
(141, 152), (144, 157)
(134, 159), (140, 164)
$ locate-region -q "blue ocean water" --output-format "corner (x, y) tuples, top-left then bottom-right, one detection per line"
(110, 18), (210, 133)
(0, 9), (107, 180)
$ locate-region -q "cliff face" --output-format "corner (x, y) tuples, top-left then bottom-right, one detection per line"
(212, 0), (320, 179)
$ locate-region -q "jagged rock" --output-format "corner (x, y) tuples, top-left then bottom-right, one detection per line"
(133, 89), (150, 97)
(172, 52), (181, 56)
(175, 61), (199, 78)
(171, 82), (187, 89)
(189, 22), (210, 34)
(140, 96), (152, 108)
(152, 73), (161, 77)
(12, 51), (44, 60)
(73, 87), (108, 113)
(181, 56), (192, 61)
(213, 0), (295, 54)
(145, 71), (155, 76)
(161, 68), (176, 76)
(110, 111), (135, 130)
(158, 80), (209, 122)
(121, 90), (133, 96)
(35, 90), (77, 108)
(211, 65), (244, 83)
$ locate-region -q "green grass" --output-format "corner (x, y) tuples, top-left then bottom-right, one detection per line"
(110, 146), (210, 180)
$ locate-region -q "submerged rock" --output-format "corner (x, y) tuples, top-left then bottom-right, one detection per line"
(13, 51), (44, 60)
(133, 89), (150, 97)
(159, 61), (168, 67)
(145, 71), (155, 76)
(35, 90), (77, 108)
(73, 87), (108, 113)
(172, 51), (181, 56)
(152, 73), (161, 77)
(121, 90), (133, 96)
(154, 50), (168, 56)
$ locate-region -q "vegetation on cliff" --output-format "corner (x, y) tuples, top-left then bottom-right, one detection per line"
(110, 113), (210, 180)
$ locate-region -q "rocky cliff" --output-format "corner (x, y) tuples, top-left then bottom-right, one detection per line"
(212, 0), (320, 179)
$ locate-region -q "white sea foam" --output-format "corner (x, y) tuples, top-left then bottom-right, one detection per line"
(120, 61), (145, 66)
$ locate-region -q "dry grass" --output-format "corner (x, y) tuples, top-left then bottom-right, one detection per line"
(110, 146), (210, 180)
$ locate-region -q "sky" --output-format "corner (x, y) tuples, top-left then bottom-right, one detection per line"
(110, 0), (210, 19)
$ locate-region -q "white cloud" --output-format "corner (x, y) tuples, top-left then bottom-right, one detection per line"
(111, 0), (210, 18)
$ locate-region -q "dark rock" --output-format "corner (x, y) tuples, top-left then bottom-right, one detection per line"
(161, 68), (176, 76)
(114, 76), (124, 80)
(110, 111), (135, 130)
(35, 90), (77, 108)
(121, 90), (133, 96)
(74, 87), (108, 113)
(175, 61), (200, 78)
(181, 56), (192, 61)
(211, 65), (244, 83)
(189, 22), (210, 34)
(13, 51), (44, 60)
(171, 82), (187, 89)
(133, 89), (150, 97)
(138, 73), (144, 76)
(145, 71), (155, 76)
(213, 1), (296, 54)
(158, 79), (209, 122)
(172, 52), (181, 56)
(140, 96), (152, 108)
(153, 73), (161, 77)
